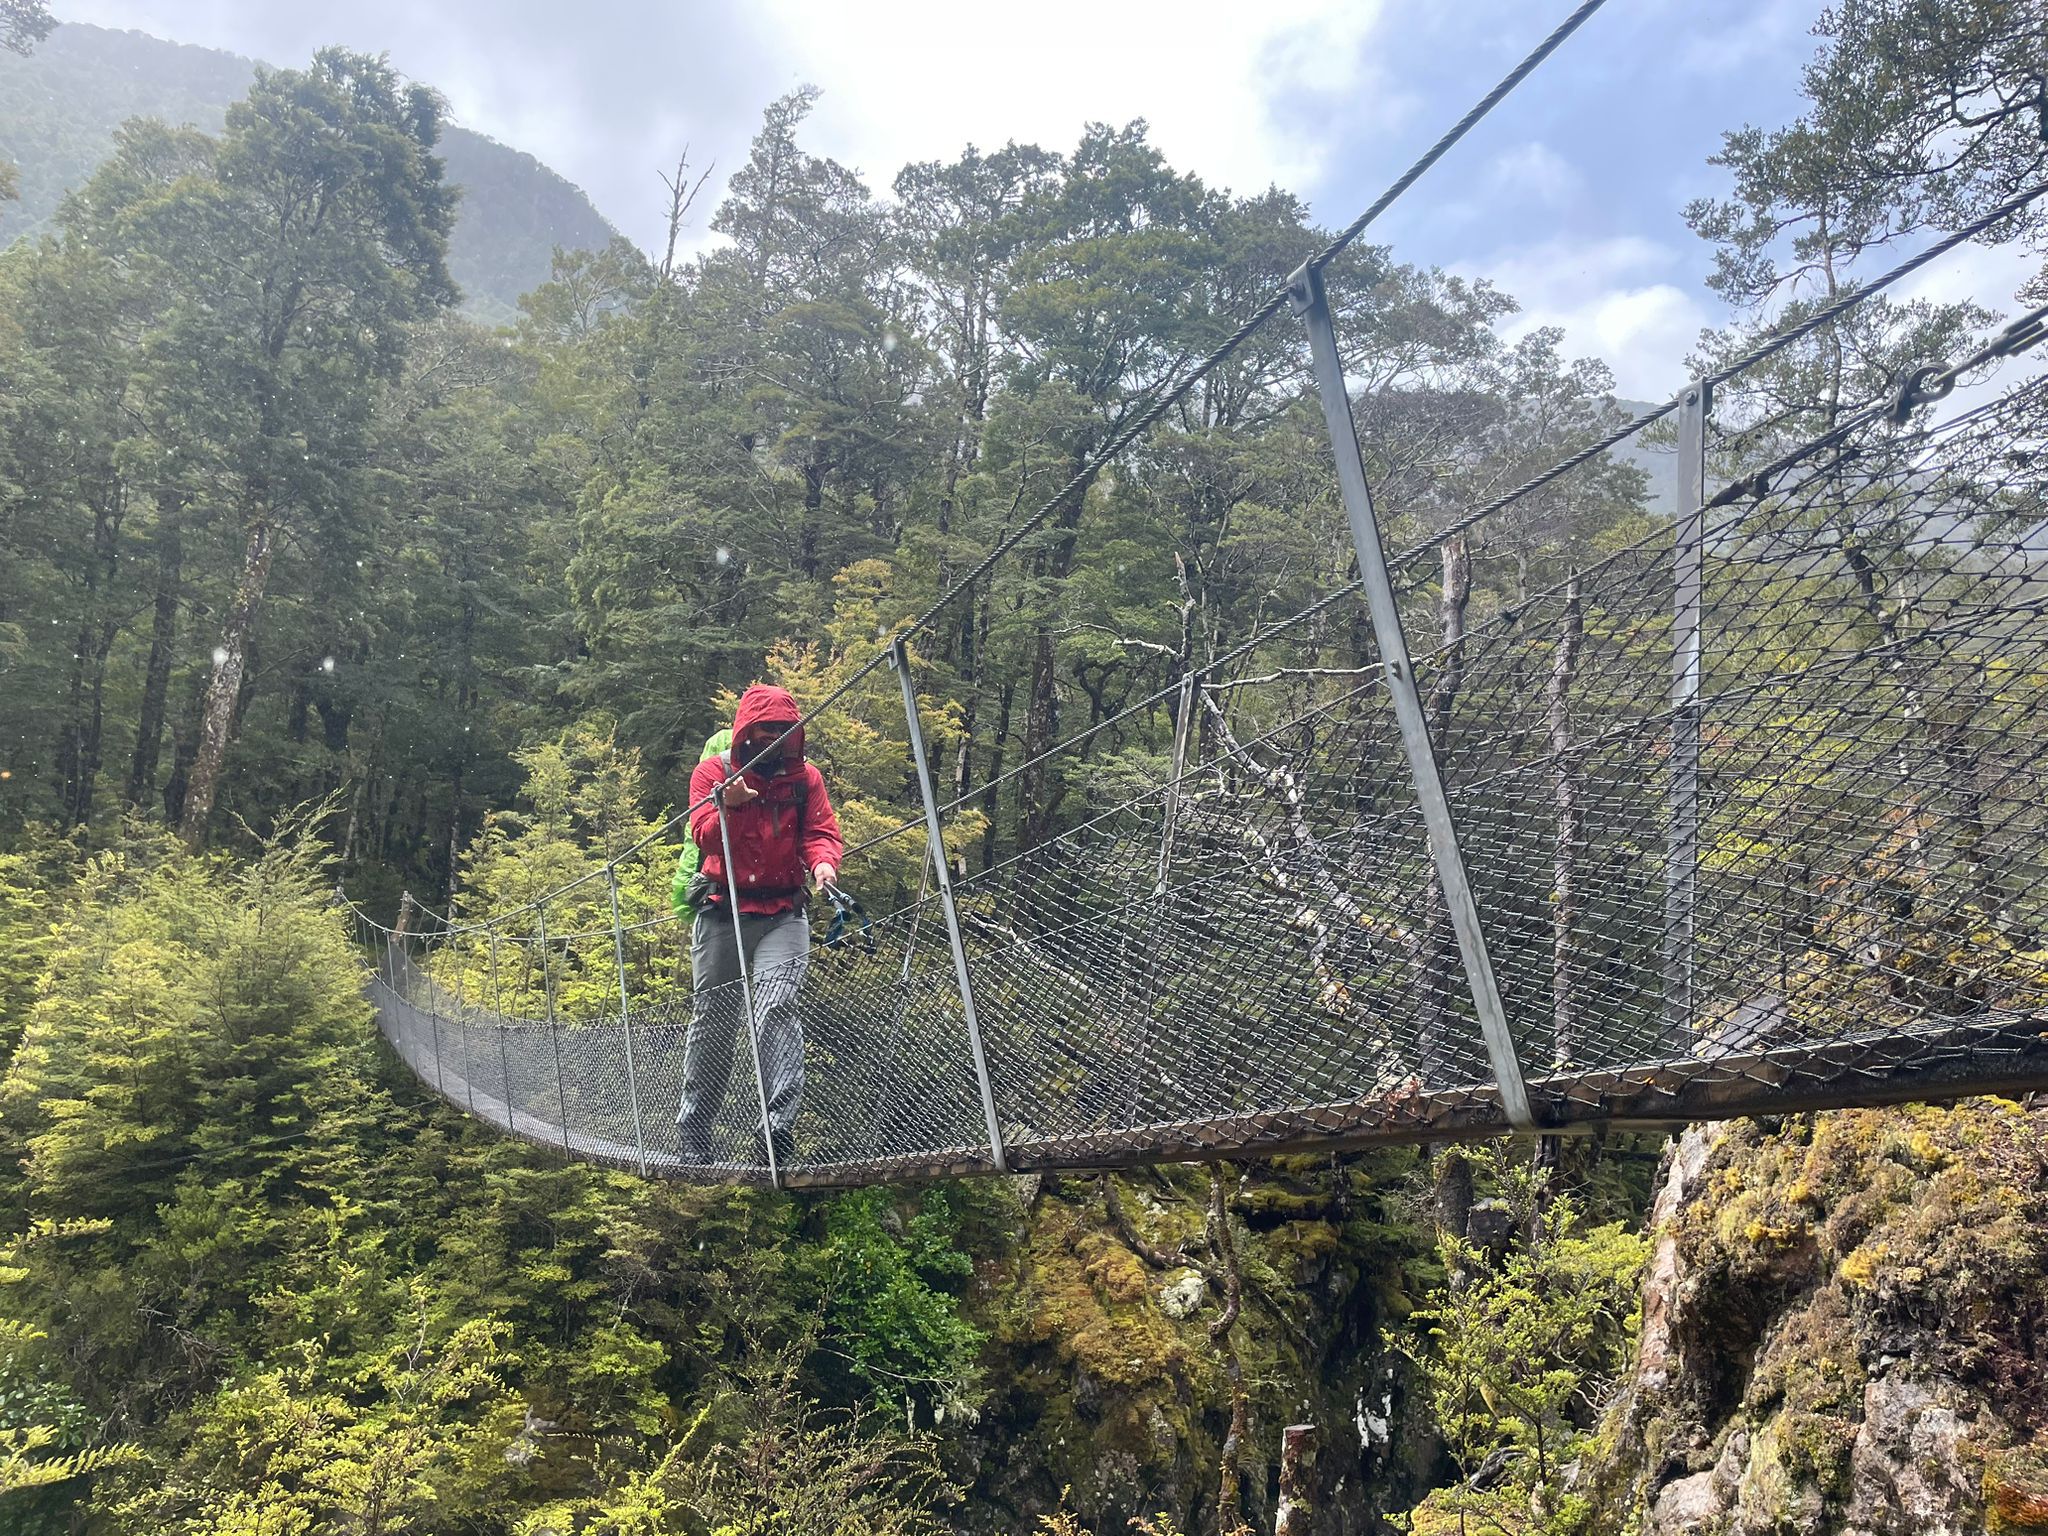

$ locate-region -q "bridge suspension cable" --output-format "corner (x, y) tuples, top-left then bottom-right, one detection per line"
(349, 5), (2048, 1187)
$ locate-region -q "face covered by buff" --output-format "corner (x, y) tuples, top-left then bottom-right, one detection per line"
(736, 721), (794, 775)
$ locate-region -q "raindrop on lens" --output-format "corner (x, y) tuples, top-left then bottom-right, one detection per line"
(212, 646), (229, 667)
(714, 546), (731, 566)
(882, 330), (898, 353)
(321, 656), (336, 674)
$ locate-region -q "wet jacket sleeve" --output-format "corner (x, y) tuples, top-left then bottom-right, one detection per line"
(801, 764), (845, 872)
(688, 754), (728, 852)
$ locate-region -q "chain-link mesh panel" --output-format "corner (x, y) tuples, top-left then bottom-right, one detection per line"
(356, 364), (2048, 1186)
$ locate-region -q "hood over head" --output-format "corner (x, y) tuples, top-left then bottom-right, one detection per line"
(731, 683), (805, 769)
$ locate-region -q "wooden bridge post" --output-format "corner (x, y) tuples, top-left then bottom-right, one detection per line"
(892, 638), (1010, 1174)
(605, 864), (651, 1175)
(1664, 378), (1710, 1047)
(536, 903), (572, 1156)
(1289, 260), (1537, 1133)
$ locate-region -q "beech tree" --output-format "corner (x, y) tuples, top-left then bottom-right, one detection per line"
(103, 50), (459, 844)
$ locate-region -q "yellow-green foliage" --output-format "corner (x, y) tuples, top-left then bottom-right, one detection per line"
(445, 719), (684, 1020)
(0, 817), (983, 1534)
(1410, 1151), (1647, 1536)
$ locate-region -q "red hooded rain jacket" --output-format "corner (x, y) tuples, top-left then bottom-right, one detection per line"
(687, 683), (844, 916)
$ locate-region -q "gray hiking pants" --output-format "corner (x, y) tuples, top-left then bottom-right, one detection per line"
(677, 905), (808, 1153)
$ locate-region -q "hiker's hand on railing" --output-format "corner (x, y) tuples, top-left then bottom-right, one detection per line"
(721, 773), (760, 807)
(812, 863), (837, 893)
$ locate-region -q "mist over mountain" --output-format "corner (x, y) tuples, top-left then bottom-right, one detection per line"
(0, 22), (624, 322)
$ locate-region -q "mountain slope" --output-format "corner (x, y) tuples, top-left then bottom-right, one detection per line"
(0, 23), (624, 323)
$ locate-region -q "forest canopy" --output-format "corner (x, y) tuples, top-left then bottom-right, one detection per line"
(0, 1), (2043, 1531)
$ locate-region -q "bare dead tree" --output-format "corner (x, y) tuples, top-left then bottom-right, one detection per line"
(656, 148), (715, 285)
(1207, 1167), (1251, 1536)
(1420, 535), (1473, 1080)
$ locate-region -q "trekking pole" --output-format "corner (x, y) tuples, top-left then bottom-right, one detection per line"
(717, 788), (781, 1189)
(536, 902), (572, 1156)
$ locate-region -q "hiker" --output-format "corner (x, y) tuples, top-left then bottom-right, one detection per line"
(676, 684), (842, 1166)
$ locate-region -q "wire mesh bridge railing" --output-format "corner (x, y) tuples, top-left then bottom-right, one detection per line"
(348, 5), (2048, 1190)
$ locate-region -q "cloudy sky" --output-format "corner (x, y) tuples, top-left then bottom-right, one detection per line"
(52, 0), (2029, 401)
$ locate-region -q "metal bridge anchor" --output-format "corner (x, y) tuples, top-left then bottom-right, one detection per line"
(1289, 260), (1537, 1134)
(892, 638), (1010, 1173)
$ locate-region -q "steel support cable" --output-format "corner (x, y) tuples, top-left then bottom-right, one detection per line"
(351, 80), (2042, 958)
(856, 357), (2044, 934)
(840, 577), (1372, 864)
(844, 353), (1966, 874)
(358, 353), (2032, 960)
(895, 0), (1616, 645)
(1304, 0), (1612, 275)
(358, 1), (1613, 942)
(849, 196), (2048, 868)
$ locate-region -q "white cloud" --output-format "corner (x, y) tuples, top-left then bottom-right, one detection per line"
(1893, 237), (2042, 317)
(1672, 0), (1817, 77)
(746, 0), (1389, 202)
(1488, 141), (1581, 207)
(1464, 235), (1715, 400)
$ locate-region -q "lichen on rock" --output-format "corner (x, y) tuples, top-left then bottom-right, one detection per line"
(1580, 1099), (2048, 1535)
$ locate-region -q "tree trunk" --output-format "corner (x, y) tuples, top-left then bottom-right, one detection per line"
(950, 583), (993, 877)
(1209, 1167), (1250, 1535)
(1016, 489), (1089, 856)
(1274, 1424), (1320, 1536)
(1420, 538), (1471, 1079)
(162, 667), (207, 825)
(443, 762), (466, 906)
(57, 487), (124, 826)
(59, 617), (118, 826)
(1548, 575), (1584, 1069)
(981, 680), (1014, 874)
(181, 520), (276, 845)
(126, 518), (183, 808)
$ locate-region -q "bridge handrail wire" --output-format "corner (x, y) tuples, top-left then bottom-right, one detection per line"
(350, 35), (2044, 950)
(350, 8), (2048, 1188)
(1384, 180), (2048, 579)
(346, 0), (1626, 944)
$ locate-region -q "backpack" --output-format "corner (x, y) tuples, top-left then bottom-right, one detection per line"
(670, 728), (733, 919)
(669, 728), (812, 918)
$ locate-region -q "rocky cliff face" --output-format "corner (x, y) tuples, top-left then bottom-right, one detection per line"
(1584, 1101), (2048, 1534)
(958, 1156), (1445, 1536)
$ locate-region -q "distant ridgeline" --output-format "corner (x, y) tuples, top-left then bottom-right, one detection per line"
(0, 22), (623, 323)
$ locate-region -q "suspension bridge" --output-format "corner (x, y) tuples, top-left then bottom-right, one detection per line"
(349, 0), (2048, 1190)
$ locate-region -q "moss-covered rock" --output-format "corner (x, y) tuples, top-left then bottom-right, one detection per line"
(954, 1155), (1441, 1535)
(1580, 1100), (2048, 1535)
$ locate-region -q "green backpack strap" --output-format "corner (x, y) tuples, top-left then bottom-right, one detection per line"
(671, 728), (736, 919)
